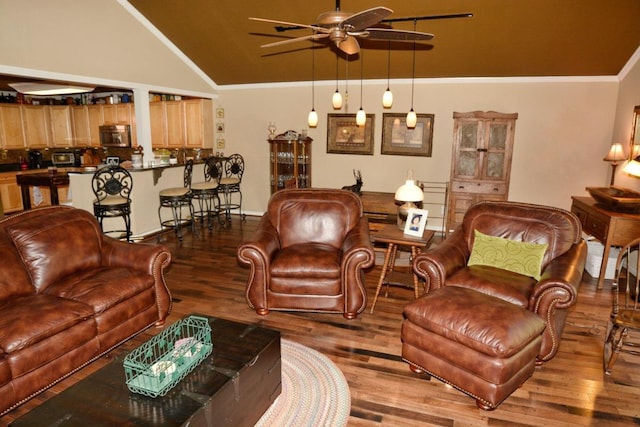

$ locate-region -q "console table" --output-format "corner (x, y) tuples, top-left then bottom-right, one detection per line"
(571, 196), (640, 289)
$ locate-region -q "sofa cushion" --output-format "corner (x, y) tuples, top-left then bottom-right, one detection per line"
(404, 286), (546, 358)
(0, 294), (95, 354)
(468, 229), (548, 280)
(7, 210), (102, 293)
(271, 243), (341, 279)
(45, 267), (155, 314)
(0, 234), (34, 300)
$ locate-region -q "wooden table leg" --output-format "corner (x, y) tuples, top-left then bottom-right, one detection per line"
(370, 243), (395, 314)
(411, 246), (421, 299)
(20, 185), (31, 210)
(597, 244), (612, 290)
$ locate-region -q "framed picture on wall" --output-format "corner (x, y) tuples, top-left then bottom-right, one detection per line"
(404, 208), (429, 237)
(327, 113), (375, 155)
(381, 113), (434, 157)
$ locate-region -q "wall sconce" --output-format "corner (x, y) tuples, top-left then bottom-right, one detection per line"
(394, 171), (424, 229)
(603, 142), (627, 185)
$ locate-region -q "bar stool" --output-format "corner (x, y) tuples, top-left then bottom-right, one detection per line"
(191, 157), (223, 230)
(92, 166), (133, 241)
(219, 153), (245, 223)
(158, 160), (195, 240)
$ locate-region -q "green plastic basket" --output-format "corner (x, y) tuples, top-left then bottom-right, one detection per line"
(123, 315), (213, 397)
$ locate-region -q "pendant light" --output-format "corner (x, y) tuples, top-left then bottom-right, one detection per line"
(307, 44), (318, 128)
(382, 42), (393, 108)
(406, 21), (417, 129)
(356, 52), (366, 126)
(332, 53), (343, 109)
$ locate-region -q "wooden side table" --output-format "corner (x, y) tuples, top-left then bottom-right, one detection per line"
(571, 196), (640, 289)
(370, 224), (435, 313)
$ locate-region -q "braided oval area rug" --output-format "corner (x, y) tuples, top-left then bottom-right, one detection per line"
(255, 339), (351, 427)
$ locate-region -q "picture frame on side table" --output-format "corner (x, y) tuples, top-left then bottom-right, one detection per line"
(381, 113), (434, 157)
(404, 208), (429, 237)
(327, 113), (375, 155)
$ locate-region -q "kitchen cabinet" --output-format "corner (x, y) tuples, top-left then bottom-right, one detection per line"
(183, 98), (213, 148)
(0, 104), (26, 149)
(268, 133), (312, 193)
(0, 173), (23, 213)
(151, 99), (213, 148)
(21, 105), (50, 148)
(446, 111), (518, 233)
(48, 105), (74, 147)
(72, 105), (103, 146)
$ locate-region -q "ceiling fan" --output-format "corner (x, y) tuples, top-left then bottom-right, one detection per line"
(249, 0), (472, 55)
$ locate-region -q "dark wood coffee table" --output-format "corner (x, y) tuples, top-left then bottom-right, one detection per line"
(10, 315), (281, 427)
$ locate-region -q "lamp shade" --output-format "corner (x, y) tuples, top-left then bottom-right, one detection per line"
(623, 157), (640, 178)
(394, 179), (424, 202)
(604, 143), (627, 163)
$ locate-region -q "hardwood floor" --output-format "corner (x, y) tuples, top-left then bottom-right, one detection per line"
(3, 216), (640, 426)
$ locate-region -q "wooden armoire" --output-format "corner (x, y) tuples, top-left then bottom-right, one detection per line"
(446, 111), (518, 234)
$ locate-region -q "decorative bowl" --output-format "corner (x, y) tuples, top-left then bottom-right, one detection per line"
(586, 186), (640, 213)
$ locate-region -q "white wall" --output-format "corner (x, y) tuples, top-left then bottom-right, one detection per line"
(220, 77), (619, 213)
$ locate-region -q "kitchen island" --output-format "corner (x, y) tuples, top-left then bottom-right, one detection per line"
(68, 162), (205, 239)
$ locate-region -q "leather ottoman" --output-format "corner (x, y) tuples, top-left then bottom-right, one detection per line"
(401, 286), (546, 410)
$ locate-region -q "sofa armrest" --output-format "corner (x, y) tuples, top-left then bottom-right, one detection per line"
(341, 216), (375, 269)
(101, 236), (173, 322)
(413, 228), (469, 292)
(237, 214), (280, 309)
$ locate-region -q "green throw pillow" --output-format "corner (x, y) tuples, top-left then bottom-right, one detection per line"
(468, 229), (548, 280)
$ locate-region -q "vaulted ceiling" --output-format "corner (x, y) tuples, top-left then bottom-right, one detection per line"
(125, 0), (640, 86)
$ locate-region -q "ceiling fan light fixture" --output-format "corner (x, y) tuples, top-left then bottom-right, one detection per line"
(308, 42), (318, 128)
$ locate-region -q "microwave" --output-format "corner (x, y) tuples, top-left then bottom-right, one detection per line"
(99, 124), (131, 148)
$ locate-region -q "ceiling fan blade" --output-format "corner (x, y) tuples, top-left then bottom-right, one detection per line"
(340, 7), (393, 32)
(362, 28), (434, 41)
(382, 12), (473, 24)
(260, 33), (328, 49)
(338, 36), (360, 55)
(249, 17), (329, 34)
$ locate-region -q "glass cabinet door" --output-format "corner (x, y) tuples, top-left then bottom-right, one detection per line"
(269, 135), (312, 193)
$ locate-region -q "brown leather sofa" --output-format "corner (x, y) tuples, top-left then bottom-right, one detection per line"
(412, 200), (587, 363)
(237, 188), (375, 319)
(0, 206), (172, 416)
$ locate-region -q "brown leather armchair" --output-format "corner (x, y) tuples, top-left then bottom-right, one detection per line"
(413, 200), (587, 363)
(238, 188), (375, 319)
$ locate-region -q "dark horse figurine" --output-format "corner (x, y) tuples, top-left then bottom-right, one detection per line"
(342, 169), (363, 195)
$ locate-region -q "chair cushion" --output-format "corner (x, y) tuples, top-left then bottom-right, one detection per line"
(404, 286), (546, 358)
(468, 229), (548, 280)
(93, 195), (130, 206)
(220, 177), (240, 185)
(271, 243), (341, 279)
(191, 182), (218, 191)
(159, 187), (190, 197)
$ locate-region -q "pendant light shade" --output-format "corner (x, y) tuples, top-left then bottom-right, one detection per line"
(308, 109), (318, 127)
(406, 109), (417, 128)
(332, 54), (343, 109)
(382, 42), (393, 108)
(332, 90), (343, 109)
(382, 89), (393, 108)
(356, 52), (365, 127)
(308, 43), (318, 128)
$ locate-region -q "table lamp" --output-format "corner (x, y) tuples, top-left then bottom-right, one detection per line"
(623, 155), (640, 178)
(394, 171), (424, 230)
(603, 142), (627, 185)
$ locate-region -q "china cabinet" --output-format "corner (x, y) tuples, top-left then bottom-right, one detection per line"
(268, 132), (312, 194)
(446, 111), (518, 233)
